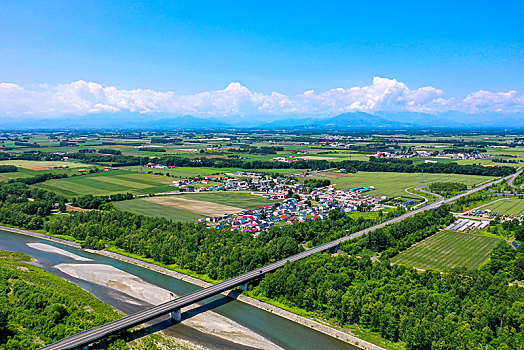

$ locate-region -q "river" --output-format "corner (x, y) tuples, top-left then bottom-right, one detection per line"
(0, 229), (356, 350)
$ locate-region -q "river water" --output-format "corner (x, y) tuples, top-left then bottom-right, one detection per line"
(0, 230), (355, 350)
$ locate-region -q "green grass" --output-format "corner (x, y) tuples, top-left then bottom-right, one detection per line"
(392, 230), (503, 271)
(312, 171), (493, 198)
(114, 198), (203, 222)
(33, 170), (175, 197)
(483, 198), (524, 216)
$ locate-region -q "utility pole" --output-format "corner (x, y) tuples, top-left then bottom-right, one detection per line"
(421, 169), (424, 183)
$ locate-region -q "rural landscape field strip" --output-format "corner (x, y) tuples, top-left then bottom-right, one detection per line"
(144, 196), (244, 217)
(0, 159), (92, 169)
(114, 199), (203, 222)
(33, 171), (176, 196)
(392, 230), (503, 271)
(484, 198), (524, 215)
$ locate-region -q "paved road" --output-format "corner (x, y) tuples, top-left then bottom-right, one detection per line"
(507, 168), (523, 189)
(40, 171), (519, 350)
(414, 186), (444, 201)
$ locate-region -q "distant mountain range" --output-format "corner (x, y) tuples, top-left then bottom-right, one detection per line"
(259, 112), (410, 129)
(0, 111), (522, 130)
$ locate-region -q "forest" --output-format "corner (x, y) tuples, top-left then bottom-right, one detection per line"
(0, 250), (120, 349)
(43, 208), (397, 279)
(0, 182), (66, 229)
(249, 246), (524, 350)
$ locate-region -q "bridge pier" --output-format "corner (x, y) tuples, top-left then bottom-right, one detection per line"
(169, 292), (182, 322)
(170, 309), (182, 322)
(237, 282), (248, 291)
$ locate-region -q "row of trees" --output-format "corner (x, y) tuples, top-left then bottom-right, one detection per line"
(72, 193), (134, 209)
(9, 173), (67, 185)
(0, 166), (17, 173)
(143, 155), (514, 177)
(234, 146), (284, 154)
(303, 178), (331, 190)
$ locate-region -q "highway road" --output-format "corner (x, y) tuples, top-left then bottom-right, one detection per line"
(40, 171), (519, 350)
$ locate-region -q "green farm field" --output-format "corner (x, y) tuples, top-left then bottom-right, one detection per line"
(114, 198), (203, 222)
(483, 198), (524, 216)
(311, 171), (493, 197)
(392, 230), (503, 271)
(33, 170), (175, 197)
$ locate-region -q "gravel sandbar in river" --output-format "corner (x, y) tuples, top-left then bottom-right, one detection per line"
(56, 263), (283, 350)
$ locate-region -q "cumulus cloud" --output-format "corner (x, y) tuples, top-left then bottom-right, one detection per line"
(460, 90), (524, 113)
(0, 78), (522, 118)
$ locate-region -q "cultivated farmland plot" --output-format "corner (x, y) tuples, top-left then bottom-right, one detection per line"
(114, 199), (203, 222)
(312, 171), (492, 197)
(33, 170), (175, 197)
(391, 230), (502, 271)
(483, 198), (524, 216)
(114, 192), (276, 222)
(0, 160), (93, 169)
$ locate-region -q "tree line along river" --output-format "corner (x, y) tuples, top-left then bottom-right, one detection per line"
(0, 229), (357, 350)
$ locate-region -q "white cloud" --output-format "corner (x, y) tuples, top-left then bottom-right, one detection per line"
(0, 78), (522, 118)
(460, 90), (524, 113)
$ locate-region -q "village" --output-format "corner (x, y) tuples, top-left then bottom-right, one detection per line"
(168, 170), (386, 234)
(370, 150), (492, 160)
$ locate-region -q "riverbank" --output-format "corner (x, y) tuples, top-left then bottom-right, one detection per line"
(0, 225), (386, 350)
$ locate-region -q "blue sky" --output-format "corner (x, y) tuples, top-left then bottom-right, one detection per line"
(0, 1), (523, 118)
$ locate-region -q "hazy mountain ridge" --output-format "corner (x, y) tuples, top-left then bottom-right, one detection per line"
(0, 111), (522, 130)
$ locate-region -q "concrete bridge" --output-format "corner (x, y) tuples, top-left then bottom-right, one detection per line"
(40, 171), (516, 350)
